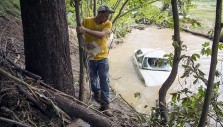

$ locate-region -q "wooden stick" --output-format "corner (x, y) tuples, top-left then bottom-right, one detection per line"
(0, 68), (29, 87)
(16, 85), (52, 118)
(5, 57), (41, 80)
(0, 117), (30, 127)
(1, 107), (21, 122)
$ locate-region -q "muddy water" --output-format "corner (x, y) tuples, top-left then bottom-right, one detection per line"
(109, 26), (223, 113)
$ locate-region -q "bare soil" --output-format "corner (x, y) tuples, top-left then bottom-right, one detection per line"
(0, 15), (142, 127)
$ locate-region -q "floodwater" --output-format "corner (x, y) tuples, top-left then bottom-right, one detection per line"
(108, 26), (223, 113)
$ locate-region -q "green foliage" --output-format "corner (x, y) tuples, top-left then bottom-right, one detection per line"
(0, 0), (20, 18)
(67, 16), (76, 26)
(135, 4), (171, 26)
(114, 17), (133, 38)
(180, 17), (201, 28)
(66, 0), (94, 27)
(66, 0), (77, 26)
(149, 84), (223, 126)
(191, 53), (200, 61)
(168, 87), (204, 126)
(181, 64), (193, 79)
(148, 41), (223, 126)
(201, 42), (212, 56)
(164, 53), (174, 66)
(180, 0), (196, 14)
(201, 42), (223, 58)
(66, 0), (75, 14)
(66, 0), (134, 38)
(219, 44), (223, 50)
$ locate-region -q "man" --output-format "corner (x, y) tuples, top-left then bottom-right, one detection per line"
(76, 4), (114, 116)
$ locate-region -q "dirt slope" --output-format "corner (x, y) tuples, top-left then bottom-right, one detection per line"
(0, 15), (142, 127)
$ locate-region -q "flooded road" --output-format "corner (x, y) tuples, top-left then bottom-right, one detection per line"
(108, 26), (223, 113)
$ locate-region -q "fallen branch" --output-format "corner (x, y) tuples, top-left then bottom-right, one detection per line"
(1, 60), (105, 117)
(43, 87), (119, 127)
(0, 68), (119, 127)
(1, 107), (21, 122)
(0, 68), (30, 88)
(0, 117), (30, 127)
(16, 85), (53, 118)
(38, 80), (107, 118)
(182, 28), (211, 39)
(165, 21), (223, 43)
(5, 57), (41, 80)
(182, 28), (223, 43)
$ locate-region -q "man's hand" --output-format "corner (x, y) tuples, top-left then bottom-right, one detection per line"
(76, 25), (86, 34)
(77, 25), (109, 39)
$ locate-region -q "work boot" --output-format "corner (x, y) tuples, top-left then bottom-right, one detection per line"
(99, 104), (113, 117)
(93, 91), (101, 103)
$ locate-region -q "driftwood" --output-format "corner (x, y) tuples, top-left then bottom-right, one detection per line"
(0, 67), (119, 127)
(182, 28), (223, 43)
(182, 28), (210, 39)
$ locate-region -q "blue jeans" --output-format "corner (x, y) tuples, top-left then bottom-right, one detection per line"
(89, 58), (110, 105)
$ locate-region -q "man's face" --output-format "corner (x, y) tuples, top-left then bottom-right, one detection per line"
(99, 12), (110, 23)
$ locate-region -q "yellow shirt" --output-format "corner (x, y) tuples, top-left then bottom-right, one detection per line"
(82, 17), (112, 60)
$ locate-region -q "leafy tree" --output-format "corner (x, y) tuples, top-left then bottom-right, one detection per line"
(149, 0), (223, 126)
(20, 0), (75, 96)
(158, 0), (182, 124)
(66, 0), (164, 38)
(198, 0), (222, 126)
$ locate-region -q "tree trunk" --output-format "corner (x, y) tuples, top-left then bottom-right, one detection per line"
(20, 0), (75, 96)
(159, 0), (181, 124)
(198, 1), (222, 126)
(44, 88), (119, 127)
(72, 0), (88, 102)
(93, 0), (96, 16)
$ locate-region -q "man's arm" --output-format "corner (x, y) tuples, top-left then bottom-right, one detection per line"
(78, 25), (109, 39)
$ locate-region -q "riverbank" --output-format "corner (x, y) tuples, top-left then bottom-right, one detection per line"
(0, 14), (144, 126)
(109, 25), (223, 115)
(1, 8), (222, 125)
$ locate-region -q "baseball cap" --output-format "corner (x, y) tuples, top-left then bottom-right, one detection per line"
(97, 4), (115, 13)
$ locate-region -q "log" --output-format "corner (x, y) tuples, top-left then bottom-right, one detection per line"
(44, 88), (120, 127)
(182, 28), (210, 39)
(182, 28), (223, 43)
(0, 67), (120, 127)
